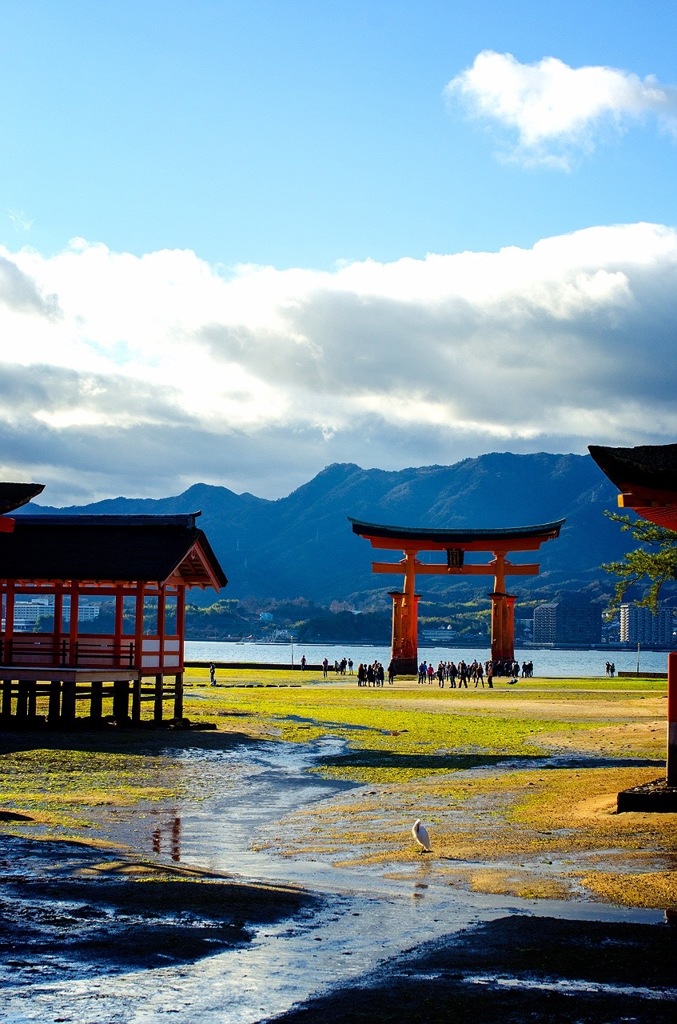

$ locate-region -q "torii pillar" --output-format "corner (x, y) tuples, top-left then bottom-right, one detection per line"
(350, 518), (564, 675)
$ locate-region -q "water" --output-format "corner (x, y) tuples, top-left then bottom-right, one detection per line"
(186, 640), (669, 678)
(2, 732), (666, 1024)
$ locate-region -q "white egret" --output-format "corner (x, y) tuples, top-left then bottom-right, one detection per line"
(411, 819), (431, 853)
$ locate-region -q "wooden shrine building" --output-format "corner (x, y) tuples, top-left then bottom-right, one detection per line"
(0, 484), (227, 728)
(589, 443), (677, 808)
(350, 518), (564, 674)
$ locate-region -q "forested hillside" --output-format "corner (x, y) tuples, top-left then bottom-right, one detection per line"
(20, 452), (637, 609)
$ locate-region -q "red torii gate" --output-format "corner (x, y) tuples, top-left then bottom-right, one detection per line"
(350, 518), (564, 674)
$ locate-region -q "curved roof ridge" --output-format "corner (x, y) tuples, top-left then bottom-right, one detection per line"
(349, 516), (565, 542)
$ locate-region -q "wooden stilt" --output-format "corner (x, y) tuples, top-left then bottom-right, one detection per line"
(16, 681), (29, 719)
(61, 680), (76, 724)
(27, 680), (37, 718)
(173, 672), (183, 719)
(48, 680), (61, 724)
(1, 678), (12, 717)
(113, 679), (129, 723)
(90, 680), (103, 722)
(154, 673), (164, 723)
(131, 676), (141, 724)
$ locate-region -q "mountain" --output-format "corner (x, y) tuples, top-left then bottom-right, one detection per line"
(20, 452), (636, 606)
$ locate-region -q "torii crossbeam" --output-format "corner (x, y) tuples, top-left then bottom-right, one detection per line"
(350, 518), (564, 673)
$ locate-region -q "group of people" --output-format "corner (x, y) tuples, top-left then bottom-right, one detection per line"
(356, 660), (390, 686)
(321, 657), (354, 677)
(414, 657), (535, 688)
(317, 654), (535, 687)
(605, 661), (616, 676)
(417, 659), (490, 687)
(495, 659), (534, 678)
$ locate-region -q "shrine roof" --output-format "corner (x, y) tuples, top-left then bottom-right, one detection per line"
(0, 512), (227, 589)
(349, 517), (565, 544)
(588, 444), (677, 492)
(0, 482), (45, 515)
(588, 443), (677, 531)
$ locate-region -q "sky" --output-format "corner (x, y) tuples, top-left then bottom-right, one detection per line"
(1, 0), (676, 506)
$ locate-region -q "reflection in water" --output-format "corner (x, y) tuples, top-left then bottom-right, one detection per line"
(151, 816), (181, 861)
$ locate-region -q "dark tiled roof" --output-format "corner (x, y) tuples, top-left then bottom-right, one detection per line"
(0, 483), (45, 515)
(0, 513), (227, 588)
(349, 517), (565, 544)
(588, 444), (677, 492)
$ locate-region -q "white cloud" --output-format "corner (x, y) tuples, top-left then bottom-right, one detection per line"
(446, 51), (677, 167)
(1, 223), (676, 503)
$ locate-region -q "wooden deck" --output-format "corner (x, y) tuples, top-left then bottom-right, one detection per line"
(0, 666), (183, 727)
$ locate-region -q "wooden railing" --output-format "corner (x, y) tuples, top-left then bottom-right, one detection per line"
(0, 635), (135, 668)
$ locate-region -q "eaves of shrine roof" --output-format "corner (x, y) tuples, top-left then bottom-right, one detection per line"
(349, 517), (565, 544)
(0, 512), (227, 589)
(588, 443), (677, 531)
(0, 482), (45, 515)
(588, 444), (677, 493)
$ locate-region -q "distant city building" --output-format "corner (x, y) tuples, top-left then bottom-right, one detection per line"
(9, 598), (53, 630)
(533, 598), (602, 646)
(619, 603), (674, 647)
(2, 597), (102, 631)
(533, 603), (557, 644)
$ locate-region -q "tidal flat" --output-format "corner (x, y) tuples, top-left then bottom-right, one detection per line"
(1, 671), (675, 1022)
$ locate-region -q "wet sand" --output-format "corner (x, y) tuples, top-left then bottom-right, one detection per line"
(273, 914), (677, 1024)
(1, 679), (676, 1022)
(1, 828), (674, 1024)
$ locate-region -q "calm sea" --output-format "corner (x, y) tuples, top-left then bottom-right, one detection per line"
(184, 640), (670, 678)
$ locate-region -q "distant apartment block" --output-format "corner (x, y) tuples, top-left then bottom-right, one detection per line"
(2, 597), (102, 631)
(619, 603), (674, 647)
(533, 598), (602, 646)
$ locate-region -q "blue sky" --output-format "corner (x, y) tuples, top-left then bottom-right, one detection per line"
(1, 0), (676, 504)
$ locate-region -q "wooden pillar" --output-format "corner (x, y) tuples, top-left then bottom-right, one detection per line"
(135, 582), (145, 672)
(131, 676), (141, 724)
(490, 552), (517, 663)
(27, 680), (37, 717)
(388, 551), (420, 674)
(389, 590), (405, 658)
(668, 652), (677, 788)
(3, 583), (15, 661)
(16, 681), (29, 719)
(52, 584), (64, 665)
(173, 672), (184, 720)
(61, 680), (76, 725)
(388, 590), (420, 674)
(176, 585), (186, 670)
(157, 586), (166, 673)
(114, 585), (124, 664)
(1, 678), (12, 717)
(68, 584), (79, 665)
(490, 592), (517, 663)
(48, 680), (61, 724)
(90, 680), (103, 722)
(113, 680), (130, 722)
(154, 673), (164, 723)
